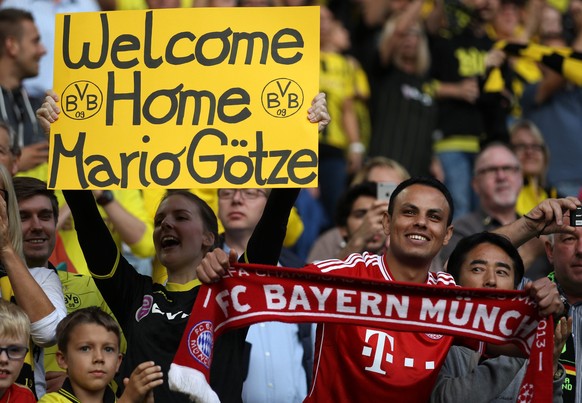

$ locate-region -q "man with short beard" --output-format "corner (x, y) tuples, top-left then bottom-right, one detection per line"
(0, 9), (47, 174)
(439, 142), (550, 277)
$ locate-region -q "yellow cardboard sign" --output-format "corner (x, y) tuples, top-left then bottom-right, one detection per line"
(50, 7), (319, 189)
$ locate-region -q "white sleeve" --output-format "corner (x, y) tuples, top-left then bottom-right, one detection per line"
(28, 268), (67, 347)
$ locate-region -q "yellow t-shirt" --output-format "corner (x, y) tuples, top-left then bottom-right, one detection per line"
(516, 182), (549, 217)
(319, 51), (356, 151)
(44, 272), (127, 375)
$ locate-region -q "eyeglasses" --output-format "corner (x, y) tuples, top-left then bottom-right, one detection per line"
(0, 345), (28, 360)
(475, 165), (520, 177)
(218, 189), (267, 200)
(512, 143), (544, 153)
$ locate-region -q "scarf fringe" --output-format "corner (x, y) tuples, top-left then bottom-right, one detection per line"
(168, 363), (220, 403)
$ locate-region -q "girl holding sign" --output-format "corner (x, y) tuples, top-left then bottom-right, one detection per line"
(37, 91), (330, 402)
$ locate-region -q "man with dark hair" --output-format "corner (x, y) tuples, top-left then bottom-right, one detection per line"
(432, 231), (568, 402)
(308, 181), (389, 262)
(387, 176), (455, 225)
(0, 9), (47, 174)
(12, 176), (118, 395)
(307, 159), (410, 263)
(0, 174), (66, 400)
(11, 176), (65, 398)
(13, 177), (58, 269)
(446, 231), (525, 288)
(0, 0), (108, 99)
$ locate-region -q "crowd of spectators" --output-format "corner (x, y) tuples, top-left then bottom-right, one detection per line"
(0, 0), (581, 402)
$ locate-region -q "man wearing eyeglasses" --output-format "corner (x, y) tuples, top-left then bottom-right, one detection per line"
(439, 142), (549, 277)
(217, 187), (313, 403)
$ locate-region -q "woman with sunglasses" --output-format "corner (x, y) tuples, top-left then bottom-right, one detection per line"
(509, 119), (559, 216)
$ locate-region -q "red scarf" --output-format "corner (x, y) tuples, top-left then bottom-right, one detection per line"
(168, 263), (553, 403)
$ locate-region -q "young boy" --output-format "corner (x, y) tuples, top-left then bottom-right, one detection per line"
(0, 300), (36, 403)
(39, 307), (163, 403)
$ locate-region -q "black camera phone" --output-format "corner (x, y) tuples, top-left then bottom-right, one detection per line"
(570, 206), (582, 227)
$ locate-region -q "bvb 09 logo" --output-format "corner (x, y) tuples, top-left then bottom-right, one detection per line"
(61, 81), (103, 120)
(261, 78), (304, 118)
(64, 293), (81, 309)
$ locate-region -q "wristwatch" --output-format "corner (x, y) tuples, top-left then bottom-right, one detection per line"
(96, 190), (114, 206)
(559, 294), (571, 318)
